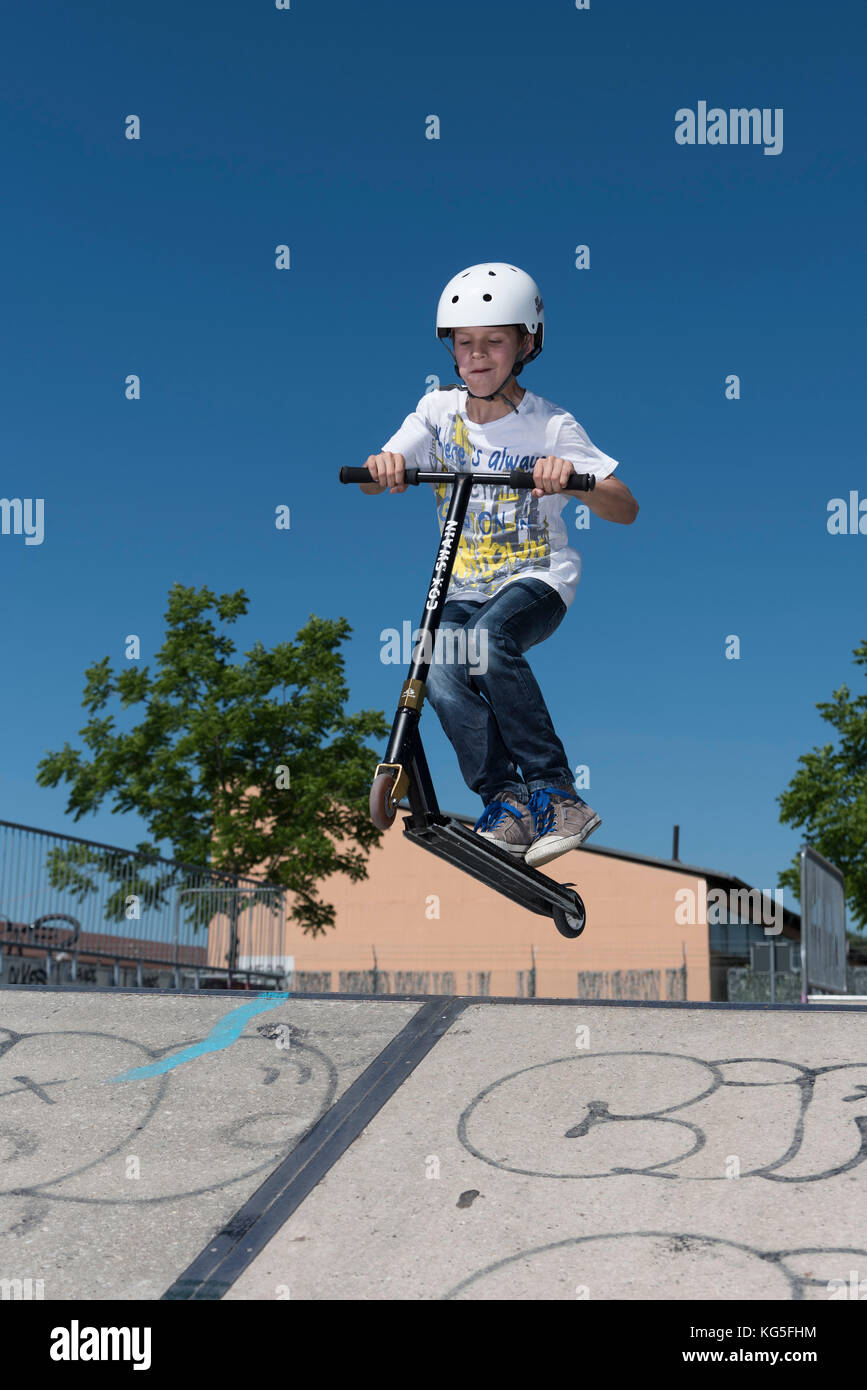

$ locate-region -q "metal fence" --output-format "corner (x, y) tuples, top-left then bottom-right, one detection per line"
(0, 818), (286, 990)
(0, 819), (699, 1002)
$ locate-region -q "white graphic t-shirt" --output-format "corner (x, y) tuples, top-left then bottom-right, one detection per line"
(380, 386), (619, 609)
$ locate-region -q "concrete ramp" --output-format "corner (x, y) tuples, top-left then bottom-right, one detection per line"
(1, 987), (865, 1300)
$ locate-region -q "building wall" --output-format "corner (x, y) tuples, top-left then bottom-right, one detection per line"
(208, 826), (712, 1001)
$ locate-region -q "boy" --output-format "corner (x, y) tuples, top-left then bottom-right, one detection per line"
(361, 262), (638, 867)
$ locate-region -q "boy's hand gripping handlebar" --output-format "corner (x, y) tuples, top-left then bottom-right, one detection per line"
(338, 466), (596, 491)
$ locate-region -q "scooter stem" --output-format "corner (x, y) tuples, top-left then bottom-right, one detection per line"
(376, 474), (475, 803)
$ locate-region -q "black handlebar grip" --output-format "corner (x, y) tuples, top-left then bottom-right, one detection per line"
(338, 466), (378, 483)
(506, 468), (595, 492)
(338, 466), (422, 486)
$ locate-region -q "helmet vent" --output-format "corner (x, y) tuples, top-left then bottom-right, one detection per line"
(451, 295), (459, 303)
(482, 294), (492, 301)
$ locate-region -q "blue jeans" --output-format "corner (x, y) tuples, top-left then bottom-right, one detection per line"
(423, 577), (576, 807)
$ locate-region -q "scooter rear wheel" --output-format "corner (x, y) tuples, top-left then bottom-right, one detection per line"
(553, 897), (586, 939)
(370, 770), (400, 830)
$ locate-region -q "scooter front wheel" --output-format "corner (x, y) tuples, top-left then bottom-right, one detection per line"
(553, 896), (586, 939)
(370, 770), (400, 830)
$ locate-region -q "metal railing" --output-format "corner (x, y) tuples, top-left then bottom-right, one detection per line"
(0, 818), (286, 990)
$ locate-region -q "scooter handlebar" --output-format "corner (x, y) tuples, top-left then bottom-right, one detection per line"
(338, 466), (596, 491)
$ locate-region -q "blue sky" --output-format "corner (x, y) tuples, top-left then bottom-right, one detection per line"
(2, 0), (865, 920)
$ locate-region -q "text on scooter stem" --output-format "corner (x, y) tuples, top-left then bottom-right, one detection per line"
(426, 519), (460, 611)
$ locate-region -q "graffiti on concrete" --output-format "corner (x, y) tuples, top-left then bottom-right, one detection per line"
(458, 1051), (867, 1181)
(0, 1020), (337, 1201)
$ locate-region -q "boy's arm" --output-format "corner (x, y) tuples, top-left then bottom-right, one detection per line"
(567, 473), (638, 524)
(532, 456), (639, 523)
(543, 413), (637, 522)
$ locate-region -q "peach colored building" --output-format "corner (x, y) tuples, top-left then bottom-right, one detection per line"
(208, 808), (802, 1001)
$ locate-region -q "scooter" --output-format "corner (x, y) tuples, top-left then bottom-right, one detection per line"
(338, 465), (596, 939)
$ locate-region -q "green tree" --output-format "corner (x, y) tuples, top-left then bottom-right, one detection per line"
(36, 583), (389, 937)
(777, 638), (867, 937)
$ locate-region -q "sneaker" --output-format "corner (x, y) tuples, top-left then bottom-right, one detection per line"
(473, 794), (534, 856)
(524, 786), (601, 867)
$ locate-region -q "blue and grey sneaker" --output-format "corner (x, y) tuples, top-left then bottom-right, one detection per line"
(524, 786), (601, 867)
(473, 794), (534, 856)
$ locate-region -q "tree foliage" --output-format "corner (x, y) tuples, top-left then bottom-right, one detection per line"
(777, 638), (867, 936)
(36, 584), (389, 936)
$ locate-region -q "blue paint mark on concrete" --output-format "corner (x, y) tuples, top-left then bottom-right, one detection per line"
(107, 991), (290, 1082)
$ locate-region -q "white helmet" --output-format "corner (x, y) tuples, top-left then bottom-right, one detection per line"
(436, 262), (544, 367)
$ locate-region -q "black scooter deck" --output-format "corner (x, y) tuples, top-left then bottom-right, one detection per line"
(401, 812), (585, 934)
